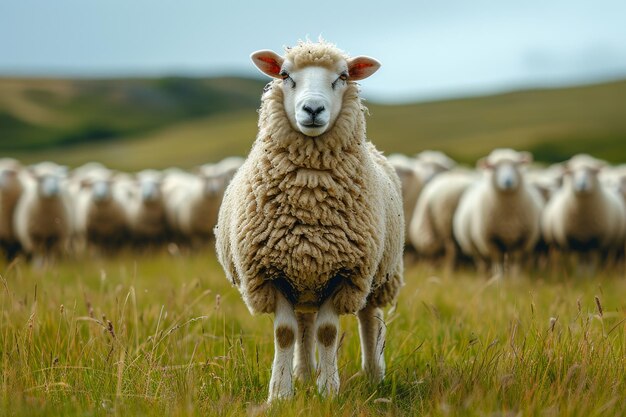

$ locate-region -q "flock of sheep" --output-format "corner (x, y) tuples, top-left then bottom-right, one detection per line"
(392, 149), (626, 273)
(0, 156), (243, 263)
(1, 149), (625, 272)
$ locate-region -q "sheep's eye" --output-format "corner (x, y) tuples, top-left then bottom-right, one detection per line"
(279, 71), (296, 88)
(332, 72), (349, 89)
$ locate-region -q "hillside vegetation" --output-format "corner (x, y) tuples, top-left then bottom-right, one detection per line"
(1, 77), (626, 170)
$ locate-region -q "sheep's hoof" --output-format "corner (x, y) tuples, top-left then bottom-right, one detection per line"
(363, 363), (385, 384)
(316, 373), (340, 397)
(267, 384), (293, 403)
(293, 365), (314, 382)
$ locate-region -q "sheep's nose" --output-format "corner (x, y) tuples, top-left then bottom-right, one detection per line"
(302, 104), (325, 118)
(93, 181), (111, 202)
(41, 176), (60, 197)
(142, 183), (159, 202)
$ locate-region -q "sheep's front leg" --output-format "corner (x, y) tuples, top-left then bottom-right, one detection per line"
(294, 311), (316, 381)
(315, 299), (340, 396)
(268, 292), (297, 402)
(357, 304), (386, 383)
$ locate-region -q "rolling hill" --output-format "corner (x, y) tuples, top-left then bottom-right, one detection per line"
(1, 76), (626, 170)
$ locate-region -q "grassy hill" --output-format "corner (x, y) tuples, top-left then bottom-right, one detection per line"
(2, 77), (626, 170)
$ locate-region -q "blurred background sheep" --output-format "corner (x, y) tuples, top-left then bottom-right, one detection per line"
(12, 161), (73, 264)
(453, 149), (544, 276)
(0, 150), (624, 278)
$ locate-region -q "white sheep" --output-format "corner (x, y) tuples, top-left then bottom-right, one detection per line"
(163, 169), (227, 246)
(387, 154), (422, 242)
(125, 169), (169, 246)
(198, 156), (245, 183)
(600, 164), (626, 205)
(215, 40), (404, 401)
(72, 168), (130, 254)
(413, 150), (457, 182)
(388, 151), (456, 244)
(408, 168), (478, 267)
(542, 155), (626, 265)
(13, 162), (73, 262)
(0, 158), (24, 259)
(453, 149), (543, 273)
(526, 164), (564, 203)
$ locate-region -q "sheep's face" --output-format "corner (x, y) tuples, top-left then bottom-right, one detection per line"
(479, 151), (532, 193)
(36, 174), (64, 199)
(139, 179), (162, 204)
(79, 176), (114, 204)
(415, 161), (450, 184)
(566, 166), (601, 196)
(251, 49), (380, 137)
(28, 165), (68, 200)
(92, 179), (113, 203)
(0, 168), (20, 191)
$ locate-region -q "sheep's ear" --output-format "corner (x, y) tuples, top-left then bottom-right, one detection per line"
(347, 56), (381, 81)
(477, 157), (493, 170)
(250, 50), (284, 78)
(589, 163), (605, 174)
(561, 163), (572, 176)
(519, 151), (533, 165)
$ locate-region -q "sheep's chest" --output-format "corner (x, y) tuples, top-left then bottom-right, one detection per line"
(252, 168), (371, 303)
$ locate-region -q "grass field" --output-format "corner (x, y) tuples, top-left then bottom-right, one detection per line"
(1, 251), (625, 416)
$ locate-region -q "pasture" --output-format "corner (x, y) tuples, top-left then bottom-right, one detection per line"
(2, 251), (625, 416)
(2, 75), (626, 416)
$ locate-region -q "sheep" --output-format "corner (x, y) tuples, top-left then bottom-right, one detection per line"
(13, 162), (73, 262)
(541, 154), (626, 269)
(198, 156), (245, 183)
(163, 169), (228, 247)
(413, 150), (457, 182)
(388, 151), (456, 244)
(408, 168), (478, 268)
(125, 169), (169, 247)
(72, 168), (130, 254)
(526, 164), (564, 203)
(453, 149), (543, 274)
(0, 158), (24, 259)
(600, 164), (626, 205)
(215, 40), (404, 401)
(387, 154), (421, 242)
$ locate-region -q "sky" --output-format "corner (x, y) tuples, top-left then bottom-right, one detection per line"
(1, 0), (626, 103)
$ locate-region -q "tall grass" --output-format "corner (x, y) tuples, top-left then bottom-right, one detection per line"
(1, 251), (625, 416)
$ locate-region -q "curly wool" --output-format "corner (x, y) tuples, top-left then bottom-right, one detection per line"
(215, 52), (403, 315)
(284, 40), (347, 70)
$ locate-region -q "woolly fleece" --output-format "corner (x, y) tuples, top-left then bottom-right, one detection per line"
(215, 42), (404, 315)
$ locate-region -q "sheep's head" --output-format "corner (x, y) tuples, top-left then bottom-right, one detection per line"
(563, 154), (606, 196)
(0, 164), (21, 192)
(251, 41), (380, 137)
(414, 151), (457, 183)
(80, 177), (114, 204)
(478, 149), (532, 193)
(136, 170), (164, 204)
(27, 165), (69, 200)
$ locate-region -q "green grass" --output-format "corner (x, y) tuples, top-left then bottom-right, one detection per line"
(2, 251), (625, 416)
(3, 78), (626, 169)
